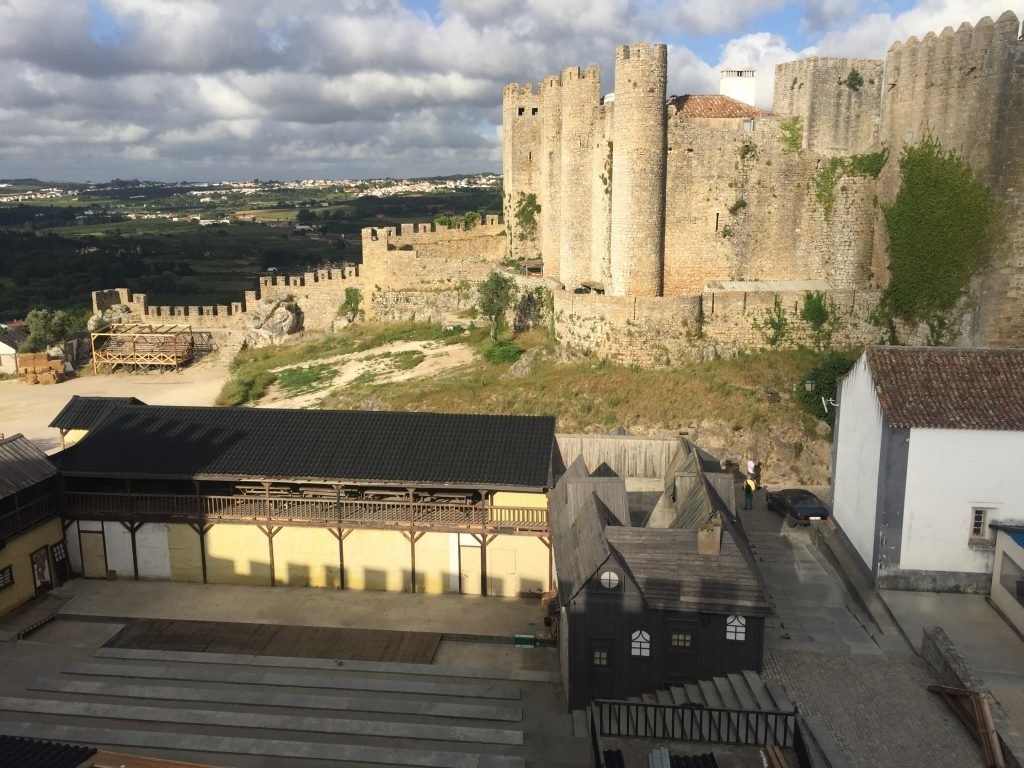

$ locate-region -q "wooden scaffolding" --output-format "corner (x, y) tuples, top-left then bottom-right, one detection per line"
(91, 323), (195, 373)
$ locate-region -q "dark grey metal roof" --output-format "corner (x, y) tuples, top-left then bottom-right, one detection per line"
(607, 526), (771, 615)
(0, 734), (96, 768)
(0, 435), (57, 499)
(48, 395), (146, 430)
(57, 404), (555, 489)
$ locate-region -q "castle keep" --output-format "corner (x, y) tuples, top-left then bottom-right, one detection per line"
(503, 11), (1024, 355)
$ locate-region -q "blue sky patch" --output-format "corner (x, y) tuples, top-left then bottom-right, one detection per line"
(88, 0), (130, 47)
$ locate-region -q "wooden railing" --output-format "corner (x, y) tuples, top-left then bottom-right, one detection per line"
(62, 492), (548, 531)
(592, 699), (796, 748)
(0, 494), (61, 542)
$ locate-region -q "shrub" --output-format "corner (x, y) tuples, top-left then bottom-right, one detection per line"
(728, 198), (748, 215)
(483, 341), (524, 364)
(795, 351), (859, 430)
(779, 117), (802, 153)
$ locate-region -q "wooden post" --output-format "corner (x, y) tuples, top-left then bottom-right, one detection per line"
(539, 535), (552, 590)
(402, 531), (425, 593)
(258, 525), (283, 586)
(328, 527), (352, 589)
(476, 533), (496, 596)
(120, 521), (144, 581)
(188, 523), (213, 584)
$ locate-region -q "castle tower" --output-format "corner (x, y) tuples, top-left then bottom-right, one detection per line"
(609, 43), (667, 297)
(559, 66), (602, 289)
(590, 100), (614, 286)
(539, 76), (563, 281)
(720, 68), (756, 106)
(502, 83), (542, 260)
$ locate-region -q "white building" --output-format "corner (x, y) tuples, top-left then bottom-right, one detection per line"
(832, 346), (1024, 593)
(0, 326), (26, 375)
(720, 68), (756, 107)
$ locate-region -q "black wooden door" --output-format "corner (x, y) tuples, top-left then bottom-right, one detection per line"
(664, 620), (699, 684)
(587, 639), (615, 699)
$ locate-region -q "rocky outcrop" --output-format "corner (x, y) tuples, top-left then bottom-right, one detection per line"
(244, 295), (303, 348)
(87, 303), (134, 332)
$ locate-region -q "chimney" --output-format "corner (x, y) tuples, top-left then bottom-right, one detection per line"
(697, 514), (722, 556)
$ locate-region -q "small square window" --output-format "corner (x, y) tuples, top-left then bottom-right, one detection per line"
(671, 632), (692, 648)
(726, 615), (746, 641)
(517, 107), (525, 116)
(971, 508), (991, 540)
(592, 648), (608, 667)
(631, 630), (651, 657)
(0, 566), (13, 591)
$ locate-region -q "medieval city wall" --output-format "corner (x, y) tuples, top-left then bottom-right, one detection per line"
(663, 117), (878, 294)
(773, 57), (884, 156)
(360, 218), (507, 320)
(876, 12), (1024, 346)
(540, 75), (564, 281)
(502, 83), (541, 261)
(559, 66), (602, 289)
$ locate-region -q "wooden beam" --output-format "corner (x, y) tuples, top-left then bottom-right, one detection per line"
(258, 524), (283, 586)
(402, 531), (425, 593)
(188, 523), (213, 584)
(120, 520), (145, 581)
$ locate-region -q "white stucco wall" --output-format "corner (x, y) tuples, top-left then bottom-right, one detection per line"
(103, 521), (135, 578)
(900, 429), (1024, 575)
(832, 354), (884, 571)
(136, 523), (172, 580)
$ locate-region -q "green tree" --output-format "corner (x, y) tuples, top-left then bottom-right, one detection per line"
(295, 208), (319, 225)
(21, 308), (79, 352)
(478, 271), (517, 342)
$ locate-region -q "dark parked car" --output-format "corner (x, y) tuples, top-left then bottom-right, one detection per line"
(766, 489), (831, 526)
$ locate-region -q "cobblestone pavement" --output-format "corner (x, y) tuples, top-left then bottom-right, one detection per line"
(764, 648), (983, 767)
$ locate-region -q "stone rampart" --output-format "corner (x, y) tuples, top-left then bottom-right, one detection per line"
(773, 57), (884, 155)
(877, 12), (1024, 347)
(90, 265), (359, 334)
(360, 218), (507, 320)
(503, 83), (542, 261)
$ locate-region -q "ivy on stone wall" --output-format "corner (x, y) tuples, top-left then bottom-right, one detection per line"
(598, 141), (613, 197)
(752, 296), (789, 347)
(813, 148), (888, 221)
(878, 137), (1001, 345)
(800, 291), (841, 351)
(514, 192), (541, 242)
(843, 69), (864, 91)
(779, 117), (802, 153)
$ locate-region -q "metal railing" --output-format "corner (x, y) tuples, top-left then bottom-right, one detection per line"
(62, 492), (548, 531)
(0, 494), (61, 542)
(593, 699), (796, 748)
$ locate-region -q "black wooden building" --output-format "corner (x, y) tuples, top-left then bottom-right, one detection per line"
(550, 448), (770, 709)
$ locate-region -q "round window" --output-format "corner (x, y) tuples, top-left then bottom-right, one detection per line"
(600, 571), (620, 589)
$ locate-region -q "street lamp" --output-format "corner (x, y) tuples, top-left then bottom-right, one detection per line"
(804, 378), (815, 392)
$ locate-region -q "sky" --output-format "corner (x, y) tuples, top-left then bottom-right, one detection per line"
(0, 0), (1018, 182)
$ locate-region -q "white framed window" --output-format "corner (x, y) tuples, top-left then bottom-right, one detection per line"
(0, 565), (12, 591)
(726, 615), (746, 641)
(670, 632), (692, 648)
(591, 647), (608, 667)
(630, 630), (651, 657)
(599, 570), (620, 589)
(971, 507), (994, 541)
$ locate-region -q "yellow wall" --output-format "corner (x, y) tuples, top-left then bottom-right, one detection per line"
(492, 491), (548, 509)
(415, 533), (453, 595)
(63, 429), (88, 447)
(273, 527), (342, 588)
(0, 519), (64, 616)
(487, 534), (550, 596)
(206, 524), (271, 586)
(343, 529), (411, 592)
(167, 524), (203, 583)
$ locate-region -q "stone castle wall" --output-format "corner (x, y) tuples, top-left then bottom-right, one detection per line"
(559, 66), (601, 289)
(502, 83), (541, 261)
(876, 12), (1024, 347)
(773, 57), (885, 156)
(359, 217), (507, 320)
(663, 117), (878, 294)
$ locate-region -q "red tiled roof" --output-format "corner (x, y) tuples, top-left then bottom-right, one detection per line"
(668, 94), (770, 119)
(865, 346), (1024, 431)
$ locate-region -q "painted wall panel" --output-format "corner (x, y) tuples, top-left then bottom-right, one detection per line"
(460, 545), (482, 595)
(167, 524), (203, 583)
(492, 492), (548, 509)
(0, 519), (64, 616)
(343, 530), (410, 592)
(991, 531), (1024, 636)
(135, 523), (171, 581)
(206, 524), (272, 586)
(273, 527), (341, 589)
(832, 354), (884, 571)
(102, 522), (135, 579)
(901, 429), (1024, 575)
(487, 535), (550, 596)
(66, 521), (82, 574)
(80, 531), (107, 579)
(414, 533), (452, 595)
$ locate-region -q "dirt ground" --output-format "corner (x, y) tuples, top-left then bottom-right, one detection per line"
(0, 351), (233, 453)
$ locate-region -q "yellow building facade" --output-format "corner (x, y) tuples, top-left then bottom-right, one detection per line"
(0, 519), (65, 616)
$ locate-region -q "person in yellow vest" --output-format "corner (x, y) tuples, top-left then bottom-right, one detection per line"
(743, 456), (757, 510)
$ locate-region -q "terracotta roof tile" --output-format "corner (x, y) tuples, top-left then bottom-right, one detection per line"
(669, 94), (770, 119)
(865, 346), (1024, 430)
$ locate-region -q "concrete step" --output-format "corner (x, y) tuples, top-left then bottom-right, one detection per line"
(641, 693), (659, 704)
(697, 680), (723, 709)
(765, 680), (795, 712)
(713, 676), (742, 710)
(0, 721), (525, 768)
(742, 670), (778, 712)
(684, 683), (704, 706)
(728, 673), (759, 711)
(668, 686), (688, 705)
(31, 677), (523, 722)
(95, 647), (558, 684)
(63, 661), (521, 700)
(655, 689), (674, 705)
(0, 696), (523, 746)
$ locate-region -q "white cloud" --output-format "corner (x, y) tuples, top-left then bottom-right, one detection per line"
(717, 33), (813, 108)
